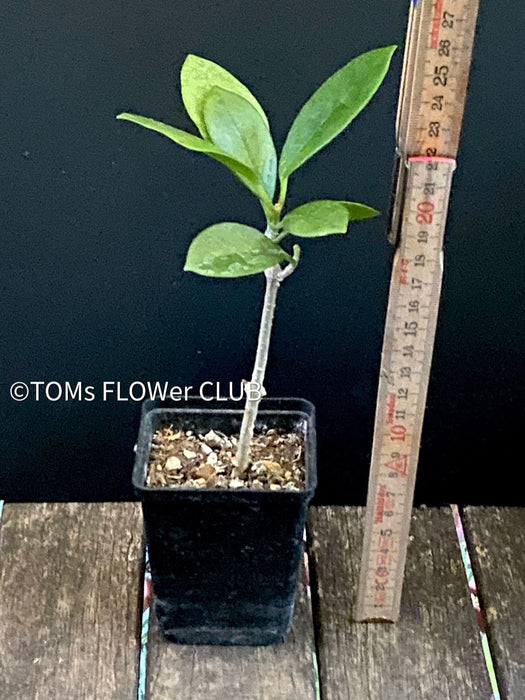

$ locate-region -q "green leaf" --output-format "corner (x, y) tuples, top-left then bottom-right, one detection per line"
(181, 54), (269, 139)
(281, 200), (379, 237)
(279, 45), (397, 181)
(184, 223), (290, 277)
(117, 112), (228, 154)
(211, 154), (273, 204)
(203, 87), (277, 199)
(116, 112), (271, 203)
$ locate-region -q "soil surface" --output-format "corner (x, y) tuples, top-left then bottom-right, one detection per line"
(146, 426), (305, 491)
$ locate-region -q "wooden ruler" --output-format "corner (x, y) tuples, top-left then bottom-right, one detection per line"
(356, 0), (479, 622)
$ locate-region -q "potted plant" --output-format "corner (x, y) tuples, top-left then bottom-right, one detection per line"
(118, 45), (396, 645)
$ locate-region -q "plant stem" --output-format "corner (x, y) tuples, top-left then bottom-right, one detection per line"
(235, 263), (281, 474)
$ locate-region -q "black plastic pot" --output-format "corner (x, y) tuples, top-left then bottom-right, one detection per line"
(132, 396), (317, 645)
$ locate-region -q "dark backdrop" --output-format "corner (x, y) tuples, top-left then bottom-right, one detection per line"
(1, 1), (523, 504)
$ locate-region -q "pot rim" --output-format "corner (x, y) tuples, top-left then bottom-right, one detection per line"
(132, 397), (317, 496)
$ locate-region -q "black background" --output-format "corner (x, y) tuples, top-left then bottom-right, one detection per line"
(1, 1), (523, 504)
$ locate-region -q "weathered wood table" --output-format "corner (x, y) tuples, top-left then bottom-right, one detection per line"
(0, 504), (522, 699)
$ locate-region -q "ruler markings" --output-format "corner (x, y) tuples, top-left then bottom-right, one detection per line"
(357, 155), (458, 620)
(356, 0), (479, 622)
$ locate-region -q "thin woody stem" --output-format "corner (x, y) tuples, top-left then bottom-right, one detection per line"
(235, 263), (281, 474)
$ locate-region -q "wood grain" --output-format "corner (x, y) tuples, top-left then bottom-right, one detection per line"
(308, 506), (491, 700)
(464, 506), (525, 700)
(0, 503), (144, 700)
(146, 561), (318, 700)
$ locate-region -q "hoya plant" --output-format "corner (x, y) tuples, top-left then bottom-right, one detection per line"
(117, 45), (396, 475)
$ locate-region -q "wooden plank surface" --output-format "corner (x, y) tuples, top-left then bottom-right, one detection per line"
(464, 506), (525, 700)
(146, 561), (318, 700)
(0, 503), (144, 700)
(308, 506), (491, 700)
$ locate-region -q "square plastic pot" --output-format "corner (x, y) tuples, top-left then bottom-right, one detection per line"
(132, 396), (317, 646)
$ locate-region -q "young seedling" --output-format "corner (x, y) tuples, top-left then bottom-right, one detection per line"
(118, 45), (396, 476)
